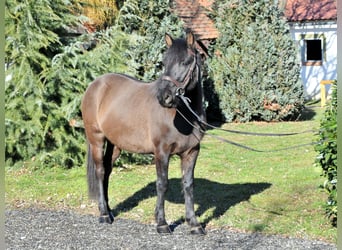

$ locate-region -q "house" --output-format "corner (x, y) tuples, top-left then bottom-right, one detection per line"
(284, 0), (337, 100)
(171, 0), (218, 53)
(172, 0), (337, 100)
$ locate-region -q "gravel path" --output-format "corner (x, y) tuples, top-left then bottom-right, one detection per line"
(5, 209), (336, 250)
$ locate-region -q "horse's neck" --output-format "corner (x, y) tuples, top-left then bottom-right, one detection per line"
(188, 82), (205, 116)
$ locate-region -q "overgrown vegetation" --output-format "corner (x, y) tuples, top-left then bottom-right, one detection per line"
(314, 81), (337, 226)
(5, 0), (182, 169)
(206, 0), (304, 122)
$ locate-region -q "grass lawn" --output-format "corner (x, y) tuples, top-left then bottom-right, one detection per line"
(5, 104), (336, 243)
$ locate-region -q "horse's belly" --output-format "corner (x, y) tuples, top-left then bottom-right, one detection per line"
(111, 130), (154, 154)
(93, 77), (155, 153)
(100, 114), (154, 154)
(100, 112), (201, 155)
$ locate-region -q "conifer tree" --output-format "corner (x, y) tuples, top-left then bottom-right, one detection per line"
(119, 0), (184, 81)
(5, 0), (183, 168)
(5, 0), (82, 167)
(5, 0), (133, 168)
(206, 0), (304, 122)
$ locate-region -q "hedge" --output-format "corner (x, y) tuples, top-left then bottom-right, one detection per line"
(314, 81), (337, 226)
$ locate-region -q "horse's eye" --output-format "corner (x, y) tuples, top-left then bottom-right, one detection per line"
(181, 57), (192, 66)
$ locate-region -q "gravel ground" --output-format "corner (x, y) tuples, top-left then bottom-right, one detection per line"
(5, 209), (336, 250)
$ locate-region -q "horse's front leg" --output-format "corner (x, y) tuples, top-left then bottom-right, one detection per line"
(154, 150), (171, 234)
(181, 145), (206, 235)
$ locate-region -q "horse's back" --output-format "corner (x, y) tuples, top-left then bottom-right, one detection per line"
(84, 73), (144, 95)
(82, 73), (148, 111)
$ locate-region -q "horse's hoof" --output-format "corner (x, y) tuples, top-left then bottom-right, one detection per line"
(190, 226), (206, 235)
(99, 214), (114, 224)
(157, 224), (172, 234)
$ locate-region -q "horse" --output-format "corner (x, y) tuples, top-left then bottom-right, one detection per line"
(81, 32), (206, 235)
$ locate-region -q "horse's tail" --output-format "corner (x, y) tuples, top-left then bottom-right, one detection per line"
(86, 143), (99, 200)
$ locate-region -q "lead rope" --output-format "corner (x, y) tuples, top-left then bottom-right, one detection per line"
(176, 95), (319, 153)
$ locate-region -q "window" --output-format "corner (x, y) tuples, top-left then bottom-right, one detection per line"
(306, 40), (322, 60)
(303, 39), (323, 66)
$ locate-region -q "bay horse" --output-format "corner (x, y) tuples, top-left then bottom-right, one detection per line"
(81, 32), (206, 235)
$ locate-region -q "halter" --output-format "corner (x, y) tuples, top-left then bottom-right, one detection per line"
(162, 49), (198, 96)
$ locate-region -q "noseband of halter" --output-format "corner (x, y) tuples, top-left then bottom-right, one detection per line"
(162, 49), (198, 96)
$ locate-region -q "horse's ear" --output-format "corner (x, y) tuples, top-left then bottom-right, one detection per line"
(186, 32), (196, 49)
(165, 33), (173, 48)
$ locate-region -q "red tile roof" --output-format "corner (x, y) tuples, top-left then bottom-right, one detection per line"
(172, 0), (337, 41)
(171, 0), (219, 40)
(284, 0), (337, 22)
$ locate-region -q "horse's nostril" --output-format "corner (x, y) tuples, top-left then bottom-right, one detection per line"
(164, 93), (173, 104)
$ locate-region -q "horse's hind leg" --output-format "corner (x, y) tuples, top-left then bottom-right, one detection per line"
(102, 140), (114, 221)
(88, 137), (113, 224)
(180, 145), (205, 235)
(103, 141), (121, 217)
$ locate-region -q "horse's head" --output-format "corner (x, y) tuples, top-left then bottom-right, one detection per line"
(157, 32), (201, 108)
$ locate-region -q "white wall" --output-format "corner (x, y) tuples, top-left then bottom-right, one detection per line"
(288, 21), (337, 100)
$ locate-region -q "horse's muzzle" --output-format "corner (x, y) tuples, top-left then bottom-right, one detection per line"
(157, 80), (181, 108)
(163, 91), (174, 107)
(162, 93), (179, 108)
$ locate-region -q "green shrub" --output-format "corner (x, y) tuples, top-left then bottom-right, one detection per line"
(314, 81), (337, 226)
(206, 0), (304, 122)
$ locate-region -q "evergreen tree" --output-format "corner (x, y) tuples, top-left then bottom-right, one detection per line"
(119, 0), (184, 81)
(5, 0), (134, 168)
(5, 0), (184, 168)
(206, 0), (304, 122)
(5, 0), (82, 167)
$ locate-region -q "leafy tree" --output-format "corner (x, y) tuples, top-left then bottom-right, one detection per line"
(314, 81), (337, 226)
(206, 0), (304, 122)
(76, 0), (184, 81)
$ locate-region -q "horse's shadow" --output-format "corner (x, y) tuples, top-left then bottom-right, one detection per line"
(112, 178), (271, 230)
